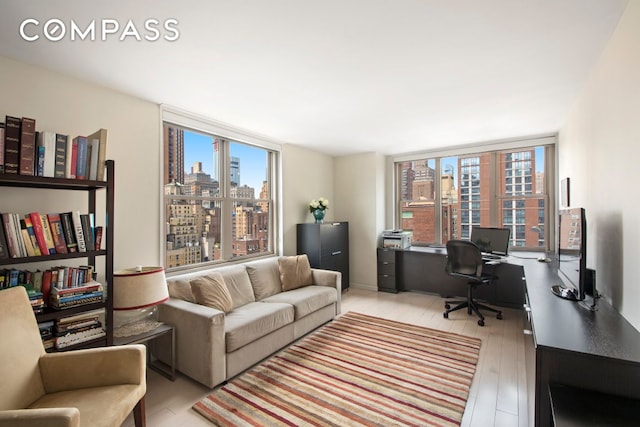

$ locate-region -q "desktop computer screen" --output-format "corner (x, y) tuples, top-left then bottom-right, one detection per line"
(470, 227), (511, 256)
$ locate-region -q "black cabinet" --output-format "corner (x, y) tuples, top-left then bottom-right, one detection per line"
(377, 248), (398, 293)
(297, 222), (349, 291)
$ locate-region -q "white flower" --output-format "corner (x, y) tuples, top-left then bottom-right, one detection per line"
(308, 197), (329, 212)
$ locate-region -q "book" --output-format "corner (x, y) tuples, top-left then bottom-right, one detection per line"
(51, 280), (103, 296)
(54, 134), (67, 178)
(71, 210), (87, 252)
(94, 226), (103, 251)
(80, 213), (95, 252)
(36, 144), (45, 176)
(1, 213), (20, 258)
(0, 214), (9, 259)
(55, 327), (105, 349)
(28, 212), (50, 255)
(87, 137), (100, 180)
(38, 213), (56, 255)
(23, 216), (42, 256)
(4, 116), (21, 174)
(65, 136), (78, 179)
(36, 131), (57, 177)
(59, 212), (78, 252)
(0, 122), (5, 173)
(11, 213), (27, 257)
(46, 213), (68, 254)
(75, 136), (88, 179)
(87, 128), (108, 181)
(19, 219), (37, 257)
(19, 117), (36, 176)
(49, 291), (104, 309)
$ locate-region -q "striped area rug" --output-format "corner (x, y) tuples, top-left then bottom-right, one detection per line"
(193, 312), (482, 426)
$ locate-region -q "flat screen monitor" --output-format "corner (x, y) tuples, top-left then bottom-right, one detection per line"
(470, 227), (511, 256)
(557, 207), (587, 301)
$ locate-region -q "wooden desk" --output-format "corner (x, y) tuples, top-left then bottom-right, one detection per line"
(519, 257), (640, 427)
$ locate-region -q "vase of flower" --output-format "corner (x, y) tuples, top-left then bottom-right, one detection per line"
(309, 197), (329, 224)
(313, 208), (325, 224)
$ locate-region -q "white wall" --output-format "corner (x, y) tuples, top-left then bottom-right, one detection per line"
(273, 142), (335, 256)
(0, 55), (160, 272)
(335, 152), (386, 290)
(559, 1), (640, 330)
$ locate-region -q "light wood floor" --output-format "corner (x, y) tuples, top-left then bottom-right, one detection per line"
(124, 288), (531, 427)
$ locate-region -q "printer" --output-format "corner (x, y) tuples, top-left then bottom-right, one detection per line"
(381, 230), (412, 249)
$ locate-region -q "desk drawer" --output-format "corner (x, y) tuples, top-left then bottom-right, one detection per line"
(378, 274), (397, 292)
(377, 248), (396, 263)
(377, 261), (395, 276)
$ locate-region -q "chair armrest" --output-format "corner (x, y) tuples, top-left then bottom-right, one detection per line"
(39, 345), (146, 393)
(156, 298), (227, 388)
(311, 268), (341, 315)
(0, 408), (80, 427)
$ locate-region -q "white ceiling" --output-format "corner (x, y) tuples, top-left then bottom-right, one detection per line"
(0, 1), (629, 156)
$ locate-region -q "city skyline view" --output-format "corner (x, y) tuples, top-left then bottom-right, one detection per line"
(183, 129), (267, 191)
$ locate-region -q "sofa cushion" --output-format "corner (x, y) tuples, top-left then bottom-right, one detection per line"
(278, 255), (313, 291)
(190, 273), (233, 313)
(167, 278), (195, 303)
(225, 302), (294, 352)
(220, 265), (256, 310)
(246, 259), (282, 300)
(261, 286), (337, 320)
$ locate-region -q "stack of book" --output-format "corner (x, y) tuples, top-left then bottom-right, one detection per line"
(39, 320), (55, 351)
(54, 309), (105, 349)
(0, 210), (103, 259)
(49, 280), (104, 310)
(27, 287), (45, 314)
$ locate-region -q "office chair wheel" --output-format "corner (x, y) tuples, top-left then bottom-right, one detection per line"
(478, 319), (485, 327)
(443, 312), (449, 319)
(444, 303), (451, 310)
(497, 313), (503, 320)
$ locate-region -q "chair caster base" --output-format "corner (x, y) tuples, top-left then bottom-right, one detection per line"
(497, 313), (503, 320)
(444, 303), (451, 310)
(443, 312), (449, 318)
(478, 319), (485, 327)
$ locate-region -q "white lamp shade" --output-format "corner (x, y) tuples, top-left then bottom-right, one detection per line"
(113, 266), (169, 310)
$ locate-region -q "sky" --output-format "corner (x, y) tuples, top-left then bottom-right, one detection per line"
(183, 129), (267, 190)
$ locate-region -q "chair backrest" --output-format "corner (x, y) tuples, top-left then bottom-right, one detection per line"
(445, 240), (484, 279)
(0, 286), (46, 410)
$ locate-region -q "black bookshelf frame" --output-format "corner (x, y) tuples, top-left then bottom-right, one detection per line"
(0, 160), (115, 348)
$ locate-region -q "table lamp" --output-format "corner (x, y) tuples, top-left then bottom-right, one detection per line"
(113, 266), (169, 337)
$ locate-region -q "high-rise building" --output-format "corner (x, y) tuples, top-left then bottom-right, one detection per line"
(163, 124), (184, 185)
(230, 156), (240, 185)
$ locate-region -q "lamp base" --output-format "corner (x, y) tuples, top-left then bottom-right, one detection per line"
(114, 318), (164, 338)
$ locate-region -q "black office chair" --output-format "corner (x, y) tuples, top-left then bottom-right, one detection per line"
(443, 240), (503, 326)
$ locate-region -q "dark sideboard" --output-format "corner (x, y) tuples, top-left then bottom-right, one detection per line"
(297, 222), (349, 291)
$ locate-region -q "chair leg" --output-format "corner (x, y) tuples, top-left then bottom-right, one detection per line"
(134, 397), (146, 427)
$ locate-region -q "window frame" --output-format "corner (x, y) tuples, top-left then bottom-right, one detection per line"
(161, 106), (282, 273)
(392, 135), (557, 252)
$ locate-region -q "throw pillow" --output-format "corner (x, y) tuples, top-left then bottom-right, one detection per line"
(246, 260), (282, 300)
(190, 273), (233, 313)
(167, 279), (195, 303)
(278, 254), (313, 291)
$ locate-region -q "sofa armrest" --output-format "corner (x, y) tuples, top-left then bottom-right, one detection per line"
(156, 298), (227, 388)
(39, 345), (146, 393)
(311, 268), (341, 315)
(0, 408), (79, 427)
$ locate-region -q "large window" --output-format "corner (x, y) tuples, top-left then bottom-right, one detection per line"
(396, 141), (553, 251)
(162, 112), (279, 271)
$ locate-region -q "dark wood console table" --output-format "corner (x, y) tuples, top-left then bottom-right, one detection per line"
(518, 257), (640, 427)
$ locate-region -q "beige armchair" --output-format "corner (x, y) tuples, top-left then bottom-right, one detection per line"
(0, 286), (146, 427)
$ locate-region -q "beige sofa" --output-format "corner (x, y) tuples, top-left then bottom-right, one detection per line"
(153, 256), (341, 388)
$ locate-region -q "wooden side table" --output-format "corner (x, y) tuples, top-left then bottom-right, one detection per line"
(114, 323), (175, 381)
